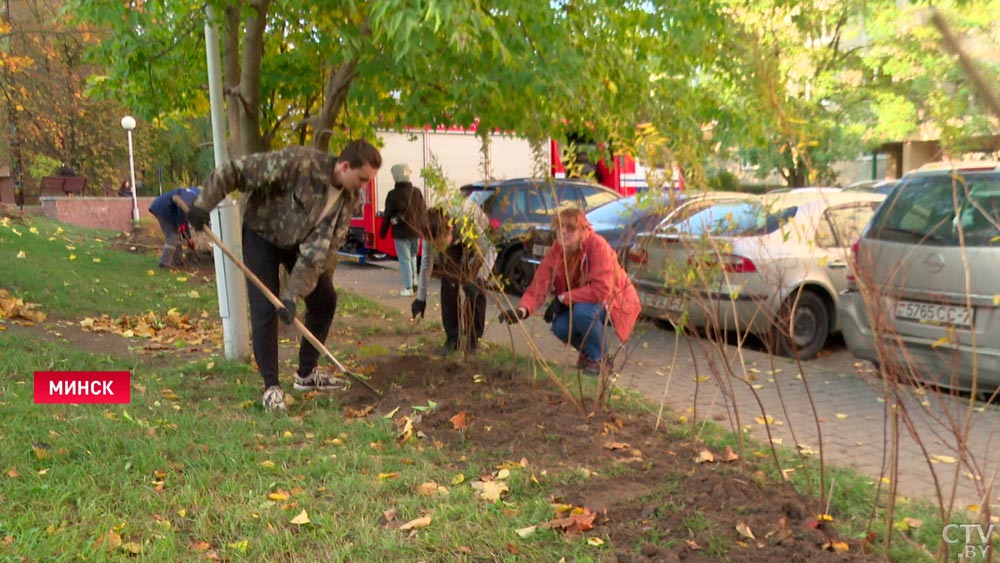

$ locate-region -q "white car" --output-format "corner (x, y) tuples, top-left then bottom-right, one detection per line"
(628, 191), (886, 358)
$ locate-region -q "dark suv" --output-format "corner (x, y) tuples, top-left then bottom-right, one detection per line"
(460, 178), (620, 293)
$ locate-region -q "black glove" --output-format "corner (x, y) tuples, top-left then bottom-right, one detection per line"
(411, 298), (426, 320)
(543, 299), (569, 323)
(187, 206), (211, 232)
(277, 298), (296, 324)
(462, 282), (481, 300)
(498, 307), (527, 324)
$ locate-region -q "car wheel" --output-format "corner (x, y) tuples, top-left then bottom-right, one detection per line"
(773, 291), (829, 360)
(502, 247), (531, 295)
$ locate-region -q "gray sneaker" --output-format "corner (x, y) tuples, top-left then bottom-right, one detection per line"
(262, 386), (286, 411)
(293, 368), (349, 391)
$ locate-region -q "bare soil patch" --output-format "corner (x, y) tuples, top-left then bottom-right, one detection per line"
(338, 354), (883, 562)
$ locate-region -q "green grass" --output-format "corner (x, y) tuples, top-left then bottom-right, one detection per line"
(0, 334), (608, 561)
(2, 215), (217, 317)
(0, 216), (609, 561)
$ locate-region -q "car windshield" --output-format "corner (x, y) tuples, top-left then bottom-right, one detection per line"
(586, 198), (637, 227)
(868, 172), (1000, 246)
(466, 190), (494, 207)
(661, 200), (796, 237)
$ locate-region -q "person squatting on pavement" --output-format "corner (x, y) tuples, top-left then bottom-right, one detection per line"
(411, 198), (496, 354)
(148, 186), (201, 269)
(186, 141), (382, 411)
(498, 207), (641, 375)
(378, 163), (426, 296)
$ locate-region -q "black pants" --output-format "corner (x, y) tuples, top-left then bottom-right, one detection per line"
(440, 245), (486, 348)
(243, 226), (337, 389)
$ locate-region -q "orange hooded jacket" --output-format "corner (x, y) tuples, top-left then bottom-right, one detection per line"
(518, 225), (641, 343)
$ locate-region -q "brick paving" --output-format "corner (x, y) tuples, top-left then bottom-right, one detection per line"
(336, 260), (1000, 513)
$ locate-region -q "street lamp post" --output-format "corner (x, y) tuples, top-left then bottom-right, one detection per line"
(120, 115), (139, 221)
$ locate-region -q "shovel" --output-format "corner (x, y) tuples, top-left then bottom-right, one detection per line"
(179, 202), (382, 398)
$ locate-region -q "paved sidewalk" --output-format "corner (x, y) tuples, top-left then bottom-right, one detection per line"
(336, 259), (1000, 513)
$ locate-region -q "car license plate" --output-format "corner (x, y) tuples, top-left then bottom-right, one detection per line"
(532, 244), (550, 259)
(641, 292), (683, 313)
(894, 300), (972, 327)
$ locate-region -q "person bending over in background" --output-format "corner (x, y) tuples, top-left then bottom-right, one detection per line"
(186, 140), (381, 412)
(498, 207), (641, 375)
(411, 199), (496, 354)
(148, 186), (201, 269)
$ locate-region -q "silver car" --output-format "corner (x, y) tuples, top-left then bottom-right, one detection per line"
(629, 191), (886, 359)
(839, 162), (1000, 391)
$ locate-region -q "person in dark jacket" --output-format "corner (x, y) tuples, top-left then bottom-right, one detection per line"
(379, 164), (426, 296)
(412, 199), (496, 354)
(148, 187), (201, 269)
(186, 140), (382, 412)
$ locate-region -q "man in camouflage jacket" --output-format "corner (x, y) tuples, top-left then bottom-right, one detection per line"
(187, 140), (381, 411)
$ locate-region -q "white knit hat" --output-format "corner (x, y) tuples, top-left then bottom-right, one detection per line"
(391, 163), (412, 183)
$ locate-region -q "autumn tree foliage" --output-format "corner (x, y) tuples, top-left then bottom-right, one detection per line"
(1, 0), (130, 196)
(68, 0), (734, 183)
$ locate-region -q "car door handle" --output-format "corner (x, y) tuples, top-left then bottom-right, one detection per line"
(826, 259), (848, 269)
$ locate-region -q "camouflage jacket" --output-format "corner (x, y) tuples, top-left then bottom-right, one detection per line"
(194, 146), (359, 301)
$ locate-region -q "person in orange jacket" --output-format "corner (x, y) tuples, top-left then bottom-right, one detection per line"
(499, 207), (641, 375)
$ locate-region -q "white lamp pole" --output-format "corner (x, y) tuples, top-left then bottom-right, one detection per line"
(120, 115), (139, 221)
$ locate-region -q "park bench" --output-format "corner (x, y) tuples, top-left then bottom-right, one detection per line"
(40, 176), (87, 197)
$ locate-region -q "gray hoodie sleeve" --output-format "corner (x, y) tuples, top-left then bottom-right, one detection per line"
(417, 240), (434, 301)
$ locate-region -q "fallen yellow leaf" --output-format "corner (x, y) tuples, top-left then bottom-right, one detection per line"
(399, 516), (432, 531)
(932, 335), (951, 348)
(120, 542), (142, 555)
(290, 510), (311, 525)
(415, 482), (449, 496)
(515, 525), (536, 538)
(477, 480), (509, 502)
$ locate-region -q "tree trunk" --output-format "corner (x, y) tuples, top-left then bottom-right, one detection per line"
(222, 5), (242, 158)
(220, 0), (268, 158)
(312, 57), (359, 153)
